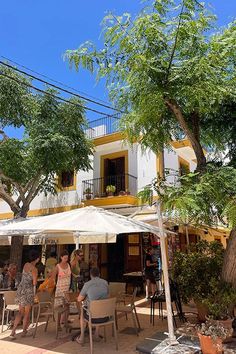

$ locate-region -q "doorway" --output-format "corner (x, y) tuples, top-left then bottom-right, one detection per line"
(107, 235), (125, 281)
(104, 156), (125, 194)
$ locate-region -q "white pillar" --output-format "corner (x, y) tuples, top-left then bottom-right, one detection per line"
(156, 202), (178, 345)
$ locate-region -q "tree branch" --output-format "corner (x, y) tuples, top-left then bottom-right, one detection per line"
(165, 98), (206, 170)
(164, 0), (185, 84)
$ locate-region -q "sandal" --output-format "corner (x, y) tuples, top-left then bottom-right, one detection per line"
(9, 333), (16, 340)
(75, 336), (85, 346)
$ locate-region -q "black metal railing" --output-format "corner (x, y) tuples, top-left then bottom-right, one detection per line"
(85, 115), (121, 139)
(82, 174), (137, 200)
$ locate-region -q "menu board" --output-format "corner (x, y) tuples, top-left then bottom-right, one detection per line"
(89, 244), (98, 268)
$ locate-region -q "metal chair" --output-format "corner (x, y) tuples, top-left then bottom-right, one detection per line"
(150, 279), (185, 326)
(83, 297), (118, 354)
(33, 292), (68, 338)
(115, 287), (141, 336)
(1, 291), (18, 333)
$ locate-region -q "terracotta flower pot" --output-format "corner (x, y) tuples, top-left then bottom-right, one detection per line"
(198, 333), (223, 354)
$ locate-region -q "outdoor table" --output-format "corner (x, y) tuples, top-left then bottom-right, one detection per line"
(123, 271), (145, 294)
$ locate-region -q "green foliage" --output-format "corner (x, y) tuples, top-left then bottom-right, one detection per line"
(0, 65), (93, 216)
(143, 166), (236, 229)
(173, 240), (236, 319)
(65, 0), (236, 165)
(106, 185), (116, 193)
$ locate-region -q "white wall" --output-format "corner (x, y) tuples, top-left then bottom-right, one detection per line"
(137, 146), (157, 192)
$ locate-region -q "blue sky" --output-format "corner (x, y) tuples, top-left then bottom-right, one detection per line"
(1, 0), (235, 138)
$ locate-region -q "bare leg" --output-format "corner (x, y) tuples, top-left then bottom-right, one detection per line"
(11, 306), (24, 336)
(151, 282), (157, 296)
(77, 309), (85, 344)
(146, 280), (150, 298)
(22, 305), (31, 335)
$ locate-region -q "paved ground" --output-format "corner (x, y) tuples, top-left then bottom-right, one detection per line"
(0, 297), (170, 354)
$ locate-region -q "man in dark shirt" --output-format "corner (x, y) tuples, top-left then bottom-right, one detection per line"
(144, 247), (157, 299)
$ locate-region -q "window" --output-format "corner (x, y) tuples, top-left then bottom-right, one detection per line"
(58, 170), (76, 190)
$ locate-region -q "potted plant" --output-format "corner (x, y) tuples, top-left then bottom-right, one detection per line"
(94, 192), (100, 199)
(172, 240), (236, 322)
(84, 187), (92, 200)
(106, 185), (116, 196)
(197, 320), (229, 354)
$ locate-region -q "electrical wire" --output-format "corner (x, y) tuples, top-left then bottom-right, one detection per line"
(1, 55), (111, 106)
(0, 59), (123, 113)
(0, 70), (117, 117)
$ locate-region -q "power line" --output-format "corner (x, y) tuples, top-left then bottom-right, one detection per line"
(1, 55), (111, 107)
(0, 59), (123, 113)
(0, 70), (116, 117)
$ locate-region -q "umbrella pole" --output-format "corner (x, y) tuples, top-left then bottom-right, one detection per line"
(75, 232), (80, 249)
(156, 202), (178, 345)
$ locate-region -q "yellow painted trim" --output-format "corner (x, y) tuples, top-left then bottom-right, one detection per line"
(178, 156), (190, 175)
(0, 204), (81, 221)
(83, 195), (138, 207)
(156, 151), (164, 178)
(0, 211), (14, 220)
(94, 132), (123, 146)
(100, 150), (129, 192)
(57, 171), (77, 192)
(171, 139), (192, 149)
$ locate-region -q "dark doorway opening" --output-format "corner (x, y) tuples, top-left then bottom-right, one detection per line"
(107, 235), (125, 281)
(104, 156), (125, 194)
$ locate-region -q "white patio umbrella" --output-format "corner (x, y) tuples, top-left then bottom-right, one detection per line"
(0, 205), (176, 344)
(0, 206), (166, 239)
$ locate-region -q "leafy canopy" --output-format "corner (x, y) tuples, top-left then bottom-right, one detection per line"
(65, 0), (236, 158)
(0, 65), (93, 214)
(138, 166), (236, 229)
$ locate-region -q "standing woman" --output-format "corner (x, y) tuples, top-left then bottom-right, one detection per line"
(10, 249), (40, 339)
(53, 250), (71, 325)
(70, 250), (81, 292)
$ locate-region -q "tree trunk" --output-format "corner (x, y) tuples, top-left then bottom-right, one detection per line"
(165, 99), (207, 172)
(222, 227), (236, 288)
(9, 206), (29, 270)
(10, 235), (24, 271)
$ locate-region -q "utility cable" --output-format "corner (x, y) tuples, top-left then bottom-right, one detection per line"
(0, 59), (123, 113)
(0, 70), (117, 117)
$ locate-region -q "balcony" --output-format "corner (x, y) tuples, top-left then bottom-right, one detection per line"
(82, 174), (138, 207)
(85, 115), (121, 139)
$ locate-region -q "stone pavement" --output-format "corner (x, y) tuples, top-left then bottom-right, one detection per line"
(0, 297), (168, 354)
(1, 298), (234, 354)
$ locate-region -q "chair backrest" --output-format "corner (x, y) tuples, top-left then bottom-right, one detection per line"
(108, 282), (126, 297)
(89, 297), (116, 319)
(65, 291), (79, 303)
(3, 291), (16, 306)
(36, 291), (52, 303)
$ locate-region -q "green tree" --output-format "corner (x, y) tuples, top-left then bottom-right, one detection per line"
(65, 0), (236, 171)
(0, 65), (93, 268)
(138, 166), (236, 287)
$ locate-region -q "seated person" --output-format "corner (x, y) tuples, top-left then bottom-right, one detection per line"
(2, 263), (22, 289)
(38, 268), (55, 295)
(76, 267), (109, 344)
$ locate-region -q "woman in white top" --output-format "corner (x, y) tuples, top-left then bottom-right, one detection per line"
(53, 249), (71, 325)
